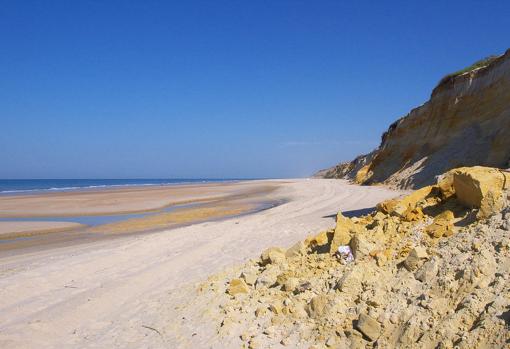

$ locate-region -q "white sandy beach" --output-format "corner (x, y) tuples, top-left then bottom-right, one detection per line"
(0, 179), (403, 348)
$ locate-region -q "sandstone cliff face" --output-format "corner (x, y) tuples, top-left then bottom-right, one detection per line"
(317, 49), (510, 189)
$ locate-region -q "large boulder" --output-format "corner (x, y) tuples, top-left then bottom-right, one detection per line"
(450, 166), (510, 218)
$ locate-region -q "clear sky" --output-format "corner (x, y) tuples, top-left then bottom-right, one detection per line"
(1, 1), (509, 179)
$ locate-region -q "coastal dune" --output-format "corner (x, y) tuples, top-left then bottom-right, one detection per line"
(0, 179), (402, 348)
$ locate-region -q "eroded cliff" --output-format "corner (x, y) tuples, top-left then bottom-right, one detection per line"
(317, 49), (510, 189)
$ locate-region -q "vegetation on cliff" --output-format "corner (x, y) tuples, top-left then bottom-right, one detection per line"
(438, 55), (499, 86)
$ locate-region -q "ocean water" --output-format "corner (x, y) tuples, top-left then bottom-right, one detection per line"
(0, 178), (241, 194)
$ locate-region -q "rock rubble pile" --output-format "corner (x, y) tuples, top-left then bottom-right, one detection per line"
(199, 166), (510, 348)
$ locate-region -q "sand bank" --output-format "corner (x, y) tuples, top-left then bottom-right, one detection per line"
(0, 181), (280, 218)
(0, 181), (281, 246)
(0, 222), (85, 239)
(0, 179), (404, 348)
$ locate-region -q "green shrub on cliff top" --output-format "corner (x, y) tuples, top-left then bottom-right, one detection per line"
(439, 55), (498, 85)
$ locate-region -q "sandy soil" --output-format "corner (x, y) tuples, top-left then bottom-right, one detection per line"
(0, 179), (404, 348)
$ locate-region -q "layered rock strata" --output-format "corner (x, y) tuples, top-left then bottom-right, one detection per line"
(316, 49), (510, 189)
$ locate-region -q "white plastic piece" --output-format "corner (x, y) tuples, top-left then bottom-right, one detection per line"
(337, 245), (354, 262)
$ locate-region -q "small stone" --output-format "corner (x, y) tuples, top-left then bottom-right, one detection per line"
(263, 326), (276, 336)
(336, 267), (363, 295)
(305, 295), (329, 318)
(294, 281), (312, 294)
(280, 337), (291, 346)
(248, 338), (260, 349)
(241, 272), (258, 286)
(285, 241), (306, 258)
(227, 278), (249, 295)
(426, 210), (454, 238)
(414, 258), (438, 282)
(349, 235), (373, 259)
(325, 336), (336, 347)
(260, 247), (286, 265)
(389, 313), (399, 324)
(240, 332), (251, 341)
(355, 313), (381, 341)
(404, 247), (428, 271)
(305, 230), (332, 252)
(403, 206), (425, 222)
(283, 277), (299, 292)
(255, 306), (268, 317)
(270, 302), (283, 315)
(255, 266), (280, 288)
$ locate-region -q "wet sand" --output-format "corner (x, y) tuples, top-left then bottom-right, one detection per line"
(0, 180), (283, 253)
(0, 222), (86, 239)
(0, 180), (280, 218)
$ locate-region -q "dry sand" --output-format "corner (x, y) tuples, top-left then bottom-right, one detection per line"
(0, 179), (403, 348)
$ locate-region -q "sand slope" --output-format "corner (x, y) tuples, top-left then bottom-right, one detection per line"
(0, 179), (403, 348)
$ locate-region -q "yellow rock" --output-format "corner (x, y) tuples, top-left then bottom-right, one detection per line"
(285, 240), (306, 258)
(376, 199), (399, 215)
(377, 185), (435, 217)
(451, 166), (510, 218)
(425, 210), (454, 238)
(269, 302), (283, 315)
(355, 165), (372, 184)
(403, 246), (428, 271)
(370, 249), (393, 266)
(403, 206), (424, 222)
(355, 313), (381, 341)
(437, 171), (455, 199)
(260, 247), (286, 265)
(255, 306), (268, 317)
(305, 295), (329, 318)
(227, 278), (250, 295)
(305, 230), (330, 247)
(330, 212), (363, 253)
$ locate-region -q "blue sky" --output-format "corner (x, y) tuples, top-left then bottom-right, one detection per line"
(1, 1), (509, 179)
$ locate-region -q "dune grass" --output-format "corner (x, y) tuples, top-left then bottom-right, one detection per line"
(439, 55), (498, 85)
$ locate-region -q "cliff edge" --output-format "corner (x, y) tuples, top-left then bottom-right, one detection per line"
(316, 49), (510, 189)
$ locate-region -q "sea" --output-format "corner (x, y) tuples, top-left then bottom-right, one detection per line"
(0, 178), (242, 195)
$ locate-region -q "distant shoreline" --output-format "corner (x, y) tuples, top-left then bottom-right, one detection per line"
(0, 178), (265, 196)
